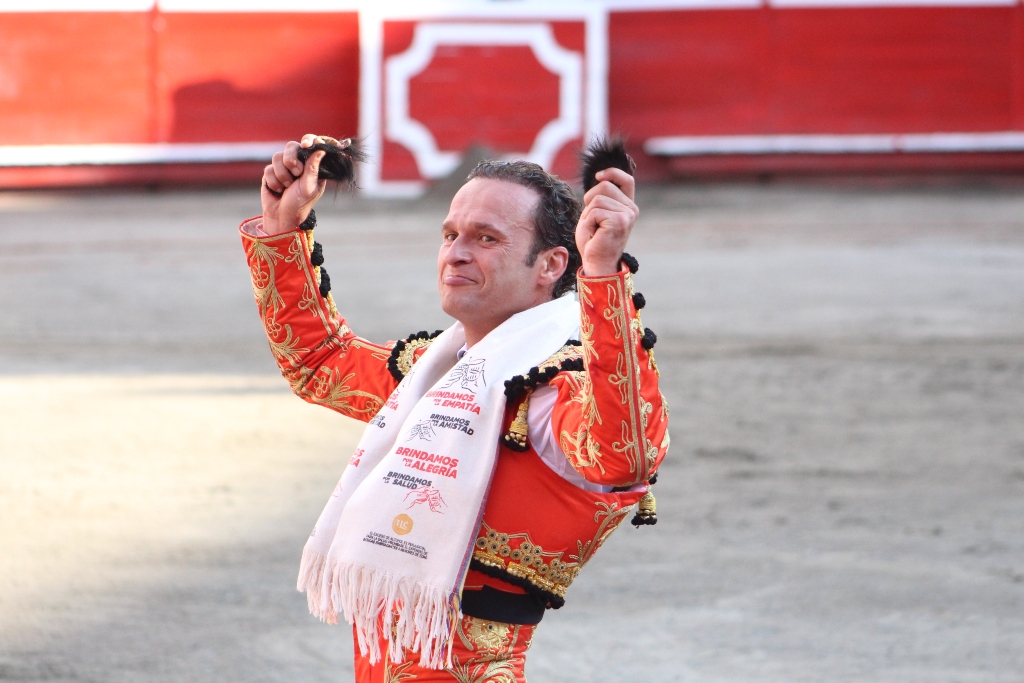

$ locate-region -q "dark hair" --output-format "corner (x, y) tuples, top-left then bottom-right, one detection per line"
(466, 159), (582, 298)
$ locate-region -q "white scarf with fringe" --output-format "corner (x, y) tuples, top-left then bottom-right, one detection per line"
(297, 294), (580, 669)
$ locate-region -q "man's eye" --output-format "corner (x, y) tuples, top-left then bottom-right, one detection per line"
(443, 233), (456, 242)
(481, 235), (495, 243)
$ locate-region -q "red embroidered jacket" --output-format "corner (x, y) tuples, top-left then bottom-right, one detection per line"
(241, 218), (668, 617)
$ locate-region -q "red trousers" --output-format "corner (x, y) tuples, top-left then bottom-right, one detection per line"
(353, 616), (535, 683)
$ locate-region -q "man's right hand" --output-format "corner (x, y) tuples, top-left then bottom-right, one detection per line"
(260, 134), (328, 236)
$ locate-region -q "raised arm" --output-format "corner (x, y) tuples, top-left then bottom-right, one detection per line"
(241, 135), (399, 421)
(551, 264), (668, 486)
(551, 168), (668, 487)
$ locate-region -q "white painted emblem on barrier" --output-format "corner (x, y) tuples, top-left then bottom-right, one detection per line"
(384, 23), (583, 179)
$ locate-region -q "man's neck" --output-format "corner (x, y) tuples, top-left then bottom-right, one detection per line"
(459, 293), (557, 349)
(462, 325), (491, 350)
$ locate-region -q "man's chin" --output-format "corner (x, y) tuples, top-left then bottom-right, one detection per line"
(439, 292), (474, 320)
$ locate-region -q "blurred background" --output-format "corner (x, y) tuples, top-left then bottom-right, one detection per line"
(2, 1), (1024, 682)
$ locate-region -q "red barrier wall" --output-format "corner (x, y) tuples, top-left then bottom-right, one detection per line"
(0, 12), (153, 145)
(0, 10), (358, 187)
(2, 6), (1023, 187)
(609, 7), (1024, 177)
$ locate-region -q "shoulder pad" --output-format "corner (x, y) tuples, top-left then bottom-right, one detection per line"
(502, 340), (584, 400)
(387, 329), (443, 381)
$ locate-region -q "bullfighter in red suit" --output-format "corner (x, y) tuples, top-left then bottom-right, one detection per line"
(240, 134), (668, 682)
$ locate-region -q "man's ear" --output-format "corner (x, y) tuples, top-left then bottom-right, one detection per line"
(539, 246), (570, 288)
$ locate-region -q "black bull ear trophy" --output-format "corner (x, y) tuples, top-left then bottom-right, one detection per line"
(295, 136), (367, 184)
(289, 134), (634, 190)
(578, 136), (636, 192)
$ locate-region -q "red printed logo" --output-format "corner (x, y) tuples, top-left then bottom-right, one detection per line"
(405, 485), (447, 513)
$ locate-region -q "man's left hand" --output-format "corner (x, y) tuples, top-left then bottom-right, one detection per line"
(575, 167), (639, 277)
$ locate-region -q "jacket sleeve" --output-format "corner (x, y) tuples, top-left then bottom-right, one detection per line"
(241, 217), (399, 422)
(550, 266), (669, 487)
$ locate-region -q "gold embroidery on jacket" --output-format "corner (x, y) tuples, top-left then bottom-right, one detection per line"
(559, 426), (605, 474)
(297, 282), (320, 317)
(245, 232), (393, 419)
(570, 502), (633, 566)
(608, 351), (631, 406)
(305, 368), (384, 416)
(246, 240), (309, 368)
(473, 501), (632, 599)
(282, 365), (316, 396)
(248, 240), (284, 323)
(602, 283), (626, 340)
(473, 526), (580, 598)
(289, 232), (334, 334)
(268, 324), (307, 368)
(612, 420), (640, 476)
(577, 281), (599, 366)
(351, 338), (391, 363)
(392, 337), (434, 377)
(585, 270), (647, 481)
(285, 235), (306, 270)
(568, 371), (602, 428)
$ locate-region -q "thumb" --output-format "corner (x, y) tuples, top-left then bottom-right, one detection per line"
(297, 149), (326, 199)
(304, 149), (325, 183)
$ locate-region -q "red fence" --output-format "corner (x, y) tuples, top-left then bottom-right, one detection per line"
(2, 3), (1022, 190)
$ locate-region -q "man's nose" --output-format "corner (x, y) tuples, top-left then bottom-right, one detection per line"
(443, 235), (472, 264)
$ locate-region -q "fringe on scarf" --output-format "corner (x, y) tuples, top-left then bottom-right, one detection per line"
(297, 546), (458, 669)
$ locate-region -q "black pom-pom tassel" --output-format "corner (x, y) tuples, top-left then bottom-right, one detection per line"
(299, 209), (317, 231)
(318, 267), (332, 297)
(620, 252), (639, 274)
(501, 433), (530, 452)
(310, 242), (324, 266)
(641, 327), (657, 350)
(632, 292), (646, 310)
(630, 513), (658, 527)
(559, 358), (584, 373)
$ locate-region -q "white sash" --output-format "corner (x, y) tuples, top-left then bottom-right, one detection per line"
(297, 294), (579, 668)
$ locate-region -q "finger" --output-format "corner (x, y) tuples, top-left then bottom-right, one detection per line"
(581, 208), (626, 234)
(262, 181), (283, 199)
(593, 168), (635, 201)
(575, 220), (595, 255)
(282, 141), (304, 177)
(263, 164), (285, 195)
(583, 178), (632, 208)
(583, 191), (639, 225)
(271, 152), (296, 188)
(582, 194), (630, 216)
(297, 150), (327, 198)
(300, 133), (318, 148)
(579, 197), (627, 229)
(304, 149), (325, 180)
(582, 193), (634, 226)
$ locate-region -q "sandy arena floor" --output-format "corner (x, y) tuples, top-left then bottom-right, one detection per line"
(1, 181), (1022, 682)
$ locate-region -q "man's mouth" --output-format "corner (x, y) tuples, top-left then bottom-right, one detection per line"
(443, 274), (477, 286)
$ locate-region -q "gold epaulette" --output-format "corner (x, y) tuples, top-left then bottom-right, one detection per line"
(386, 330), (443, 381)
(500, 341), (584, 452)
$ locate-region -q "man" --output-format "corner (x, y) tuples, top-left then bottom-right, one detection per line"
(240, 134), (668, 682)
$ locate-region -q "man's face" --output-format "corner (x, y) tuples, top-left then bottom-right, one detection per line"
(438, 178), (565, 342)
